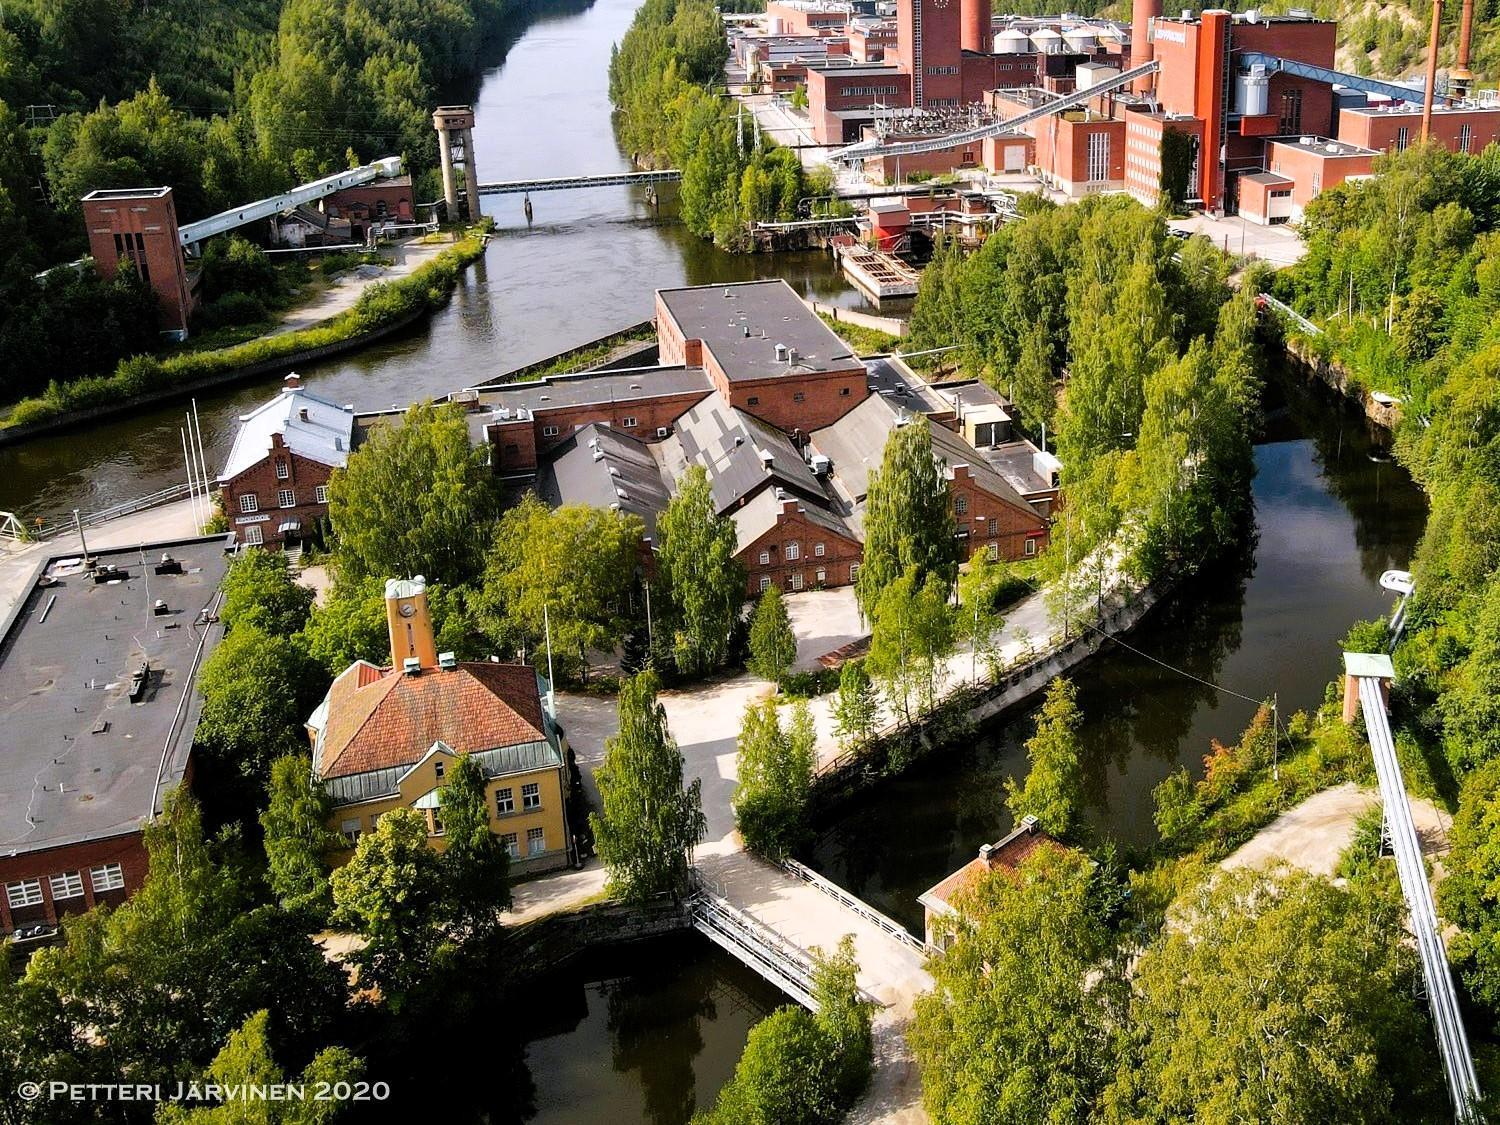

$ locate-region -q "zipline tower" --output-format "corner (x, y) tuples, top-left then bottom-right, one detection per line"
(433, 105), (481, 221)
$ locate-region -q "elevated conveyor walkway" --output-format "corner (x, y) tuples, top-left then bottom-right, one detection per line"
(1347, 652), (1481, 1120)
(476, 169), (682, 195)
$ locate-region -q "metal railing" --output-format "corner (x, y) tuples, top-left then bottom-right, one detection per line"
(687, 878), (820, 1010)
(476, 169), (683, 196)
(1357, 676), (1482, 1120)
(31, 482), (193, 541)
(777, 857), (925, 954)
(1259, 291), (1322, 336)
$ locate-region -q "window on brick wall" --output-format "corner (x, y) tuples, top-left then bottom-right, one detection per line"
(1025, 538), (1037, 557)
(89, 864), (125, 892)
(315, 485), (329, 504)
(278, 489), (295, 508)
(275, 461), (289, 480)
(50, 871), (84, 900)
(786, 542), (800, 561)
(814, 543), (825, 557)
(239, 493), (259, 513)
(6, 879), (42, 908)
(245, 525), (263, 546)
(987, 542), (999, 561)
(760, 575), (772, 592)
(542, 425), (560, 438)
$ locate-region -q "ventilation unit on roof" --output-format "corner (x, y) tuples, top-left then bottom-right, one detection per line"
(774, 343), (789, 362)
(593, 450), (605, 461)
(438, 651), (457, 670)
(724, 287), (733, 298)
(787, 347), (799, 365)
(1300, 135), (1315, 144)
(1326, 143), (1340, 153)
(403, 657), (421, 676)
(609, 467), (621, 476)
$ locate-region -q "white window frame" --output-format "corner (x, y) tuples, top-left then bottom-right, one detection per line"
(496, 786), (515, 815)
(50, 872), (84, 901)
(315, 484), (329, 504)
(790, 572), (804, 591)
(522, 782), (541, 810)
(955, 495), (968, 515)
(542, 424), (560, 438)
(814, 543), (825, 557)
(245, 525), (263, 546)
(785, 542), (800, 561)
(89, 863), (125, 892)
(759, 575), (772, 592)
(339, 820), (361, 847)
(239, 493), (259, 513)
(501, 832), (520, 859)
(759, 550), (771, 565)
(527, 827), (546, 856)
(849, 563), (861, 581)
(1024, 538), (1037, 557)
(277, 489), (296, 508)
(621, 416), (638, 428)
(816, 568), (826, 585)
(275, 461), (289, 480)
(987, 543), (999, 561)
(6, 879), (42, 908)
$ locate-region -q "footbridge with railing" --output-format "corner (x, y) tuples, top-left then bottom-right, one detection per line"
(475, 169), (682, 195)
(1345, 651), (1482, 1121)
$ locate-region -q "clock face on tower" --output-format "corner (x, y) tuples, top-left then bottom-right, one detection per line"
(398, 602), (417, 618)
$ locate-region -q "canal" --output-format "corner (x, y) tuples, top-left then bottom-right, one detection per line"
(805, 363), (1429, 935)
(0, 0), (871, 526)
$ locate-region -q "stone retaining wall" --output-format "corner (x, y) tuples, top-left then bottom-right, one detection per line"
(502, 896), (690, 978)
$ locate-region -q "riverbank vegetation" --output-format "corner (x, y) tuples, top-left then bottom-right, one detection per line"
(1270, 139), (1500, 1058)
(696, 936), (873, 1124)
(609, 0), (840, 248)
(4, 228), (489, 429)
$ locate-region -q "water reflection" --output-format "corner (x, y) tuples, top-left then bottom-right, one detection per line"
(807, 364), (1428, 933)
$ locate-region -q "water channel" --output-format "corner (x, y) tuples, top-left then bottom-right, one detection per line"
(0, 0), (872, 526)
(806, 364), (1429, 934)
(2, 0), (1434, 1114)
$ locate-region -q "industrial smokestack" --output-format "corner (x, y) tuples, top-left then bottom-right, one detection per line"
(1421, 0), (1444, 141)
(1130, 0), (1161, 94)
(1454, 0), (1475, 97)
(961, 0), (992, 53)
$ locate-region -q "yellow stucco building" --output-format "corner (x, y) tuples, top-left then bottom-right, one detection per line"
(307, 576), (572, 874)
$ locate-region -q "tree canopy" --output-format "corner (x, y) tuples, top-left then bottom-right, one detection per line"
(748, 585), (797, 685)
(656, 465), (745, 678)
(1005, 677), (1085, 840)
(734, 698), (816, 858)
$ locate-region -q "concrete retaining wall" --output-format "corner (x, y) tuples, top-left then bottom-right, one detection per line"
(1284, 339), (1399, 433)
(805, 299), (908, 339)
(502, 896), (690, 978)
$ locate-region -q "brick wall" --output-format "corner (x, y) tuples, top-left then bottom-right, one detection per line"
(0, 831), (146, 934)
(220, 436), (335, 548)
(486, 389), (711, 473)
(728, 369), (867, 434)
(949, 465), (1050, 562)
(82, 189), (195, 334)
(741, 503), (864, 594)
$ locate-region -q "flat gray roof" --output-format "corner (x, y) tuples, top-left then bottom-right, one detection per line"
(0, 537), (230, 856)
(537, 424), (672, 539)
(657, 280), (862, 383)
(472, 364), (712, 415)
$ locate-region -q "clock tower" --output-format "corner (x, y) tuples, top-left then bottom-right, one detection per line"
(386, 575), (439, 671)
(896, 0), (965, 108)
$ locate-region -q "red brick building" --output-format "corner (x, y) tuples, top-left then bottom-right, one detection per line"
(81, 187), (196, 338)
(1338, 102), (1500, 156)
(217, 374), (356, 549)
(0, 537), (228, 940)
(656, 280), (869, 434)
(736, 495), (864, 594)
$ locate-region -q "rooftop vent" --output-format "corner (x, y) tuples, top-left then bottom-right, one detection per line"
(1325, 143), (1340, 153)
(743, 325), (751, 337)
(593, 450), (605, 461)
(774, 343), (789, 362)
(1300, 135), (1315, 144)
(724, 287), (733, 298)
(152, 599), (169, 616)
(403, 657), (421, 676)
(787, 347), (799, 365)
(298, 407), (310, 423)
(979, 843), (993, 861)
(438, 651), (457, 670)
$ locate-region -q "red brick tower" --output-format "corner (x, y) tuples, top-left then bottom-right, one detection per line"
(81, 187), (194, 337)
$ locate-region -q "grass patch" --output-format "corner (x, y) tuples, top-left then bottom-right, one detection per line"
(6, 228), (489, 429)
(817, 312), (901, 357)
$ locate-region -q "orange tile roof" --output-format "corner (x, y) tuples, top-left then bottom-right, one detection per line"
(315, 661), (547, 779)
(920, 819), (1057, 911)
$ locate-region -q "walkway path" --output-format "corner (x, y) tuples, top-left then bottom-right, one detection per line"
(270, 237), (452, 336)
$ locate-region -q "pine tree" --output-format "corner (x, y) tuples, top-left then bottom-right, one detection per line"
(748, 585), (797, 685)
(657, 465), (745, 678)
(260, 754), (336, 918)
(854, 415), (959, 619)
(439, 751), (510, 938)
(591, 671), (706, 901)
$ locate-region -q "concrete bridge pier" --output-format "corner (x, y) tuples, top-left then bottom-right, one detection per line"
(433, 105), (480, 221)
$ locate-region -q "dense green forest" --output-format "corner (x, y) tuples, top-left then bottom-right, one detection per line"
(906, 196), (1262, 590)
(1277, 142), (1500, 1033)
(609, 0), (839, 248)
(0, 0), (523, 403)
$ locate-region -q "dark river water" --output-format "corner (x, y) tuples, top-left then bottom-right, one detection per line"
(0, 0), (870, 526)
(805, 363), (1429, 934)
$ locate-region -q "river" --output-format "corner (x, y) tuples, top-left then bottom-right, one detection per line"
(0, 0), (871, 526)
(805, 363), (1429, 934)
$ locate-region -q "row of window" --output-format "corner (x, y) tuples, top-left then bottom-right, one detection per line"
(6, 864), (124, 910)
(338, 781), (544, 847)
(759, 567), (838, 593)
(239, 485), (328, 513)
(926, 65), (959, 75)
(837, 84), (902, 97)
(495, 782), (541, 816)
(757, 540), (828, 565)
